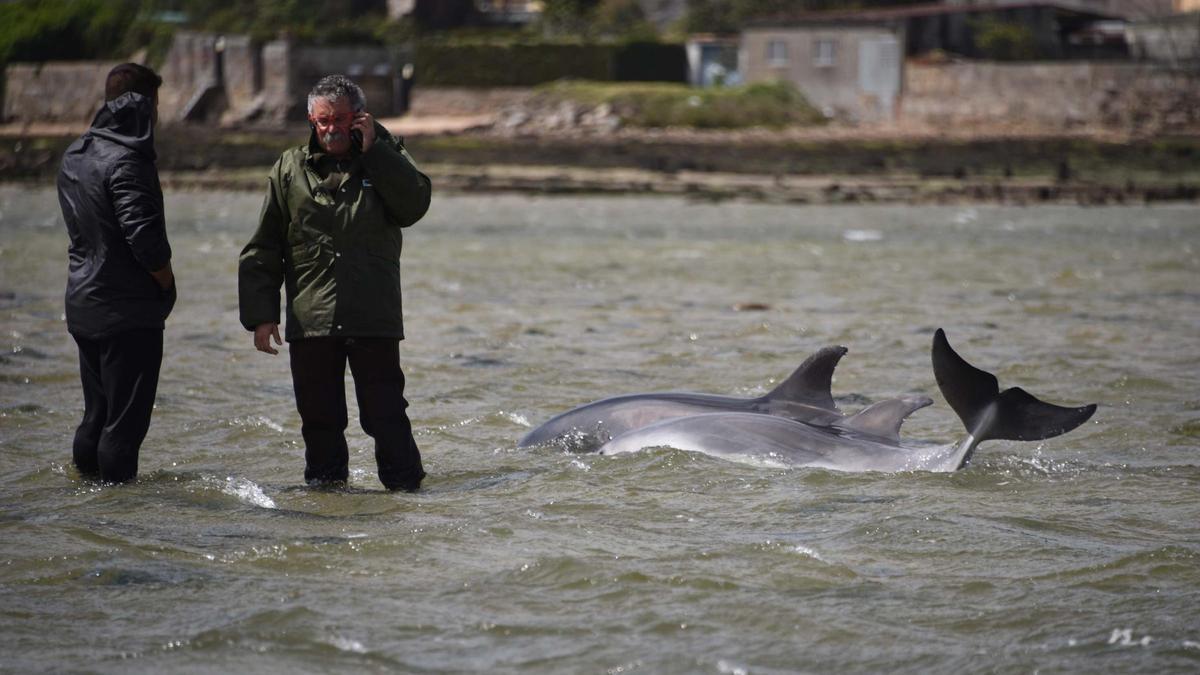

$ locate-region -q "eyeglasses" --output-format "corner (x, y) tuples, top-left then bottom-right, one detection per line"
(311, 113), (354, 128)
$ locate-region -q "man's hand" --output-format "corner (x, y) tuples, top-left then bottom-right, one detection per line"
(254, 323), (282, 355)
(351, 112), (376, 153)
(150, 262), (174, 291)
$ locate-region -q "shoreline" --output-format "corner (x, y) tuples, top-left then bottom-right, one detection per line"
(5, 163), (1194, 206)
(3, 122), (1198, 205)
(146, 164), (1196, 205)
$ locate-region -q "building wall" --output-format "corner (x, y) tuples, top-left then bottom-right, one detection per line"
(1127, 10), (1200, 63)
(743, 26), (903, 121)
(902, 60), (1199, 131)
(686, 38), (740, 86)
(2, 61), (118, 124)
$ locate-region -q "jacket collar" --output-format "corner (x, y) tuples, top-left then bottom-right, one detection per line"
(88, 92), (156, 161)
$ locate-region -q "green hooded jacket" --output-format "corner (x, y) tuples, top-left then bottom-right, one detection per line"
(238, 122), (430, 341)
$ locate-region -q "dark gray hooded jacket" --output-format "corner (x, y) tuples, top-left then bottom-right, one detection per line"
(57, 92), (175, 339)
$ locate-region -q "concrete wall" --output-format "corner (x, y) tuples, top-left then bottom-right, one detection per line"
(902, 61), (1200, 131)
(405, 86), (534, 116)
(260, 39), (301, 122)
(158, 31), (220, 122)
(158, 31), (283, 124)
(3, 61), (119, 124)
(158, 33), (396, 124)
(290, 45), (397, 117)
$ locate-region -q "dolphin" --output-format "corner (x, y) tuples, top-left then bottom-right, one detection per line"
(596, 329), (1097, 472)
(518, 345), (851, 450)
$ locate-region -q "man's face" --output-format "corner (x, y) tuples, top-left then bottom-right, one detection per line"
(309, 97), (355, 156)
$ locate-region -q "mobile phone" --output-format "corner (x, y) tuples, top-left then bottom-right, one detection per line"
(351, 128), (363, 152)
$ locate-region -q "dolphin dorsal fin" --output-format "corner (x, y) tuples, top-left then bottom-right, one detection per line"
(837, 395), (933, 442)
(764, 345), (848, 412)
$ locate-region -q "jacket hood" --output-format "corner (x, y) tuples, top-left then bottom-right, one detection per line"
(88, 92), (157, 160)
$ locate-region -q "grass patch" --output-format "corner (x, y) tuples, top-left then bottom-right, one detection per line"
(538, 80), (827, 129)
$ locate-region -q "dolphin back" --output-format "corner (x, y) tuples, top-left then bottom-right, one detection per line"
(932, 328), (1097, 450)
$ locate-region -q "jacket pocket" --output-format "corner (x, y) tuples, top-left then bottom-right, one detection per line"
(360, 250), (403, 328)
(287, 243), (336, 330)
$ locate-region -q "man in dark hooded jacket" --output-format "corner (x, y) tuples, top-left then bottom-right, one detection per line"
(57, 63), (176, 483)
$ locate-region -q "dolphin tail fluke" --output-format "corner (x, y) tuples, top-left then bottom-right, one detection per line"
(837, 395), (933, 443)
(988, 387), (1098, 442)
(932, 329), (1096, 467)
(764, 345), (848, 412)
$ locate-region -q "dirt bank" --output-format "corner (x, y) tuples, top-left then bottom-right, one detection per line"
(3, 121), (1197, 205)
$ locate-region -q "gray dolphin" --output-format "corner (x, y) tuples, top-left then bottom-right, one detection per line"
(596, 329), (1097, 472)
(518, 345), (850, 450)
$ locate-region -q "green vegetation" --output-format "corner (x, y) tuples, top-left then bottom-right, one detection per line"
(0, 0), (941, 71)
(418, 43), (611, 87)
(0, 0), (143, 63)
(542, 0), (656, 40)
(417, 41), (686, 86)
(971, 18), (1038, 60)
(0, 0), (398, 69)
(171, 0), (392, 45)
(540, 80), (826, 129)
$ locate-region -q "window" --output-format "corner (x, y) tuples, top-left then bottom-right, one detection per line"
(767, 40), (788, 66)
(814, 39), (837, 67)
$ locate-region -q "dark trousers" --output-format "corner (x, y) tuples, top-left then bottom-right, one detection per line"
(72, 329), (164, 483)
(289, 337), (425, 491)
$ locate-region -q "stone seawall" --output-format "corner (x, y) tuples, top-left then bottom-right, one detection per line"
(2, 61), (118, 125)
(7, 55), (1197, 135)
(903, 62), (1199, 133)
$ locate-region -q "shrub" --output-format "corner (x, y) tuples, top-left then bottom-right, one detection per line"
(540, 80), (826, 128)
(416, 41), (686, 86)
(972, 18), (1038, 60)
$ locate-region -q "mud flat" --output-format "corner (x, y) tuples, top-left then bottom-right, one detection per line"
(3, 123), (1197, 204)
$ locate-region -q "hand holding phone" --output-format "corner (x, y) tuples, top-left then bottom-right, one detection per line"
(350, 112), (375, 153)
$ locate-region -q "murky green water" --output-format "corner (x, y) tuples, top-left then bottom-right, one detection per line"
(1, 185), (1198, 673)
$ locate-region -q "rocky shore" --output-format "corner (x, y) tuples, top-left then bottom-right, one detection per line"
(3, 118), (1198, 205)
(149, 162), (1198, 206)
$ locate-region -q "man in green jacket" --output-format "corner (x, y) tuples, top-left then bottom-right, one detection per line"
(239, 75), (431, 491)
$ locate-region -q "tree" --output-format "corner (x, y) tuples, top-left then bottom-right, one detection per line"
(410, 0), (477, 30)
(0, 0), (139, 63)
(594, 0), (657, 39)
(541, 0), (602, 38)
(683, 0), (935, 34)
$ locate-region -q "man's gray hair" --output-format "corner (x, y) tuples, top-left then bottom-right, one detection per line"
(307, 75), (366, 114)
